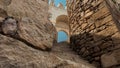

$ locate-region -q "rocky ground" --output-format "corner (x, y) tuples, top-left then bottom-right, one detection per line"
(51, 42), (95, 66)
(0, 34), (95, 68)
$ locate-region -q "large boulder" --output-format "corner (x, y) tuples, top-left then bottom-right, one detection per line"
(0, 34), (95, 68)
(0, 0), (57, 50)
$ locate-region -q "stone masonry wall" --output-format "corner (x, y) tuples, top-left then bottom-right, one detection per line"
(67, 0), (120, 67)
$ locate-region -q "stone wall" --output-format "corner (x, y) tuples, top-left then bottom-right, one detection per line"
(48, 0), (67, 25)
(67, 0), (120, 67)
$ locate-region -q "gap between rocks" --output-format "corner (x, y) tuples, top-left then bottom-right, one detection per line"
(0, 33), (51, 51)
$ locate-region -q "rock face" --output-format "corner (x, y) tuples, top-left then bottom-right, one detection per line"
(0, 0), (57, 50)
(67, 0), (120, 67)
(0, 34), (95, 68)
(2, 17), (18, 36)
(101, 49), (120, 68)
(0, 34), (67, 68)
(101, 55), (118, 68)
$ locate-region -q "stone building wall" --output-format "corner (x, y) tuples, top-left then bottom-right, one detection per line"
(48, 1), (69, 42)
(67, 0), (120, 67)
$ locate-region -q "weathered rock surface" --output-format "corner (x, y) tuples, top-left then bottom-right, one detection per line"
(2, 17), (18, 36)
(0, 0), (56, 50)
(67, 0), (120, 67)
(101, 49), (120, 68)
(0, 34), (95, 68)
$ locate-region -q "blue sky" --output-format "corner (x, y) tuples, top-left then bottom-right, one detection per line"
(49, 0), (66, 7)
(58, 31), (68, 42)
(54, 0), (66, 7)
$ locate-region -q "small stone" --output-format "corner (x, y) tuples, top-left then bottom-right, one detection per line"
(101, 53), (118, 68)
(2, 17), (18, 36)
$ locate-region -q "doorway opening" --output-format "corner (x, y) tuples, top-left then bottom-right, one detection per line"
(57, 31), (68, 43)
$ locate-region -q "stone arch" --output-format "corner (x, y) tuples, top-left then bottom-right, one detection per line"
(48, 3), (67, 25)
(57, 29), (69, 36)
(56, 15), (68, 24)
(55, 15), (69, 42)
(55, 15), (69, 31)
(55, 26), (70, 43)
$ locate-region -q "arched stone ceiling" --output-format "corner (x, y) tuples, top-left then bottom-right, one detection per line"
(56, 15), (68, 24)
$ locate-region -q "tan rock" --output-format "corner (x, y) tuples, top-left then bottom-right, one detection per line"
(95, 15), (113, 28)
(81, 23), (87, 29)
(101, 54), (118, 68)
(112, 32), (120, 45)
(83, 0), (88, 4)
(0, 34), (95, 68)
(93, 6), (110, 20)
(100, 41), (112, 49)
(0, 17), (4, 32)
(94, 25), (118, 41)
(0, 0), (57, 50)
(101, 49), (120, 68)
(2, 17), (18, 35)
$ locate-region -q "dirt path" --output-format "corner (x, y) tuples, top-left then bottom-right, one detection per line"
(50, 42), (96, 68)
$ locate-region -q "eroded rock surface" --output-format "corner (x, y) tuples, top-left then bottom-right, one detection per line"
(67, 0), (120, 67)
(0, 0), (57, 50)
(2, 17), (18, 36)
(0, 34), (95, 68)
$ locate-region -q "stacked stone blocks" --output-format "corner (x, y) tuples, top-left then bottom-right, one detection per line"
(67, 0), (120, 67)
